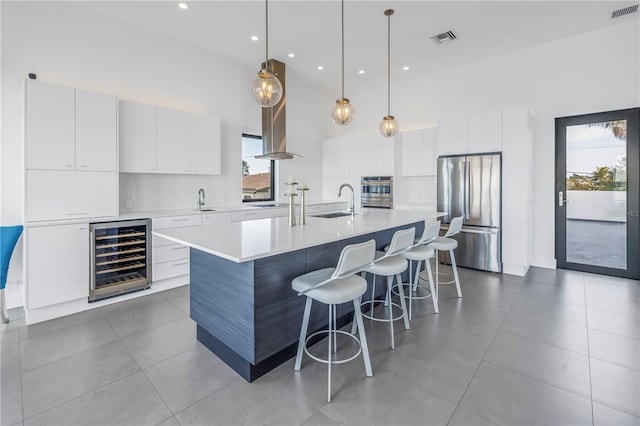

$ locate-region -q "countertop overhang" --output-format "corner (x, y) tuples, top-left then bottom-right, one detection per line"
(153, 209), (441, 263)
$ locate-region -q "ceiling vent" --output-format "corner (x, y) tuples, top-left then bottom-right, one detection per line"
(431, 30), (457, 45)
(611, 4), (638, 18)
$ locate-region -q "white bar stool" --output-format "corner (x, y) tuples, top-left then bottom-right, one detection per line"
(293, 239), (376, 403)
(425, 216), (463, 301)
(399, 220), (441, 319)
(355, 227), (415, 350)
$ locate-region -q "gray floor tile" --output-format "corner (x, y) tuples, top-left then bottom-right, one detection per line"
(589, 328), (639, 371)
(586, 291), (639, 318)
(143, 344), (238, 414)
(23, 372), (171, 426)
(590, 358), (640, 417)
(511, 292), (587, 327)
(1, 319), (24, 347)
(593, 402), (640, 426)
(20, 319), (118, 372)
(525, 267), (586, 290)
(436, 297), (510, 329)
(301, 411), (338, 426)
(520, 281), (586, 306)
(409, 313), (498, 358)
(1, 374), (23, 426)
(485, 331), (591, 398)
(175, 374), (316, 426)
(159, 285), (189, 300)
(104, 300), (187, 338)
(21, 341), (140, 418)
(122, 317), (197, 369)
(447, 409), (497, 426)
(169, 295), (190, 315)
(587, 308), (639, 340)
(1, 343), (20, 379)
(156, 416), (181, 426)
(319, 370), (456, 425)
(438, 283), (519, 309)
(459, 362), (592, 426)
(19, 309), (105, 341)
(584, 275), (640, 302)
(500, 310), (588, 354)
(380, 335), (481, 404)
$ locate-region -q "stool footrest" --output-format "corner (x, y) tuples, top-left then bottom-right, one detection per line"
(304, 329), (362, 365)
(391, 283), (432, 300)
(360, 300), (406, 322)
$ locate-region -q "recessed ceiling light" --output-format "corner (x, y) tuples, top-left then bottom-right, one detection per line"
(178, 2), (188, 10)
(402, 66), (410, 71)
(251, 36), (259, 41)
(317, 66), (324, 70)
(288, 53), (295, 58)
(358, 70), (365, 74)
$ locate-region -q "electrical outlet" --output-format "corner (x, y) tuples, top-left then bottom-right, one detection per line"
(125, 199), (133, 209)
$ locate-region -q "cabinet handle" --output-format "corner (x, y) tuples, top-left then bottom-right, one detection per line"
(149, 168), (156, 171)
(79, 165), (88, 168)
(65, 165), (74, 168)
(172, 246), (188, 250)
(78, 227), (88, 230)
(172, 261), (188, 266)
(66, 212), (88, 216)
(245, 212), (257, 215)
(172, 218), (189, 222)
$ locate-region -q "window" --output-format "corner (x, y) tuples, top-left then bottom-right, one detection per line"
(242, 134), (275, 202)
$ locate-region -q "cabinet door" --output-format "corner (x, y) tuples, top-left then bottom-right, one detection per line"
(401, 129), (424, 176)
(26, 80), (76, 170)
(468, 111), (502, 153)
(27, 224), (89, 309)
(76, 90), (117, 171)
(422, 127), (438, 176)
(190, 114), (221, 175)
(322, 138), (349, 178)
(376, 133), (395, 175)
(119, 100), (157, 173)
(438, 117), (468, 155)
(157, 107), (190, 174)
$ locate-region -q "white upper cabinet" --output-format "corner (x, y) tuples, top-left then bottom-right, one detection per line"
(468, 111), (502, 153)
(438, 116), (468, 156)
(401, 127), (438, 176)
(190, 114), (221, 175)
(119, 100), (157, 173)
(26, 80), (76, 170)
(322, 137), (349, 178)
(157, 107), (190, 174)
(75, 89), (117, 171)
(375, 133), (395, 176)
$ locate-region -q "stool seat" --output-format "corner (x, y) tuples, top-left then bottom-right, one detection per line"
(365, 251), (407, 276)
(429, 237), (458, 251)
(293, 268), (367, 305)
(401, 245), (435, 261)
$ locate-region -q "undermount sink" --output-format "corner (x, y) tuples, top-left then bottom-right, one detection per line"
(312, 212), (355, 219)
(196, 207), (218, 212)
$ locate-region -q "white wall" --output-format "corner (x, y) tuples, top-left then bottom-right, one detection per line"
(332, 19), (640, 269)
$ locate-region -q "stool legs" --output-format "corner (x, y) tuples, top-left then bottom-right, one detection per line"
(327, 304), (333, 402)
(294, 297), (313, 371)
(386, 276), (395, 349)
(1, 289), (9, 324)
(450, 249), (462, 298)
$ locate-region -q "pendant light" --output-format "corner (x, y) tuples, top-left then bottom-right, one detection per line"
(331, 0), (353, 125)
(251, 0), (283, 107)
(379, 9), (399, 138)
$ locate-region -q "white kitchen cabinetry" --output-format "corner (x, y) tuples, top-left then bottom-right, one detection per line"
(322, 138), (349, 178)
(119, 100), (157, 173)
(438, 116), (468, 156)
(190, 114), (222, 175)
(401, 127), (438, 176)
(468, 111), (502, 153)
(26, 170), (117, 222)
(202, 212), (232, 225)
(157, 107), (190, 174)
(27, 224), (89, 309)
(75, 89), (117, 171)
(25, 80), (76, 171)
(152, 215), (201, 282)
(231, 210), (265, 222)
(346, 133), (395, 176)
(375, 133), (395, 176)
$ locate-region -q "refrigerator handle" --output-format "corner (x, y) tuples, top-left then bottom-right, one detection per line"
(463, 159), (470, 220)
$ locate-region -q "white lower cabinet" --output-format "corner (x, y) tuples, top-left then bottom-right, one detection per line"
(27, 224), (89, 309)
(231, 210), (265, 222)
(152, 215), (201, 282)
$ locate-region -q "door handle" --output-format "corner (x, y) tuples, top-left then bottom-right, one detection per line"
(558, 191), (569, 207)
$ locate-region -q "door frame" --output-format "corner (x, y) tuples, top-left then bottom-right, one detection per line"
(555, 108), (639, 279)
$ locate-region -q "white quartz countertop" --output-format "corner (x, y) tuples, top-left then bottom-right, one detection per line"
(153, 209), (441, 263)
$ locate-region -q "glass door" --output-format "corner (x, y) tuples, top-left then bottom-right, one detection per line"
(555, 108), (639, 279)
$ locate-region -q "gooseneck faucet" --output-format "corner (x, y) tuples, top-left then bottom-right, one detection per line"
(198, 188), (205, 210)
(338, 183), (355, 216)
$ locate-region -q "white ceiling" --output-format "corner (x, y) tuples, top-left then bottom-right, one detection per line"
(78, 1), (638, 95)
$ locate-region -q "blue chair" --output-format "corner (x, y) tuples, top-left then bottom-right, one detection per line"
(1, 225), (23, 324)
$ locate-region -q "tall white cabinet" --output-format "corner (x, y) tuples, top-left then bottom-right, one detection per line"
(401, 127), (438, 176)
(119, 100), (157, 173)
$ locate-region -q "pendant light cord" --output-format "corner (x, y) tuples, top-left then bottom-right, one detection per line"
(387, 11), (391, 116)
(341, 0), (345, 99)
(265, 0), (269, 70)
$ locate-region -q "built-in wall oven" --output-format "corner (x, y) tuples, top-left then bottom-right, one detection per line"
(89, 219), (152, 302)
(361, 176), (394, 209)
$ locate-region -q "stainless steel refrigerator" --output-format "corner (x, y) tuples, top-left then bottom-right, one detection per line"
(437, 153), (502, 272)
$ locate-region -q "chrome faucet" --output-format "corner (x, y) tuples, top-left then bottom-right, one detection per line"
(197, 188), (205, 210)
(338, 183), (355, 216)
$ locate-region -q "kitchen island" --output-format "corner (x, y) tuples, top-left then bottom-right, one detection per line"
(153, 210), (436, 381)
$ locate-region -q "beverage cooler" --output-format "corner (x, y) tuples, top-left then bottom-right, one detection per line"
(89, 219), (152, 302)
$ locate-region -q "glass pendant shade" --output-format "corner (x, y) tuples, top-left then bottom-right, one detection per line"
(331, 98), (354, 125)
(379, 115), (399, 138)
(251, 69), (283, 107)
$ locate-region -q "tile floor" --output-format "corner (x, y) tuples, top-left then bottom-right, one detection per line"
(1, 266), (639, 426)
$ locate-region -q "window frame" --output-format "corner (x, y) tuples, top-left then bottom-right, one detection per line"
(241, 133), (275, 203)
